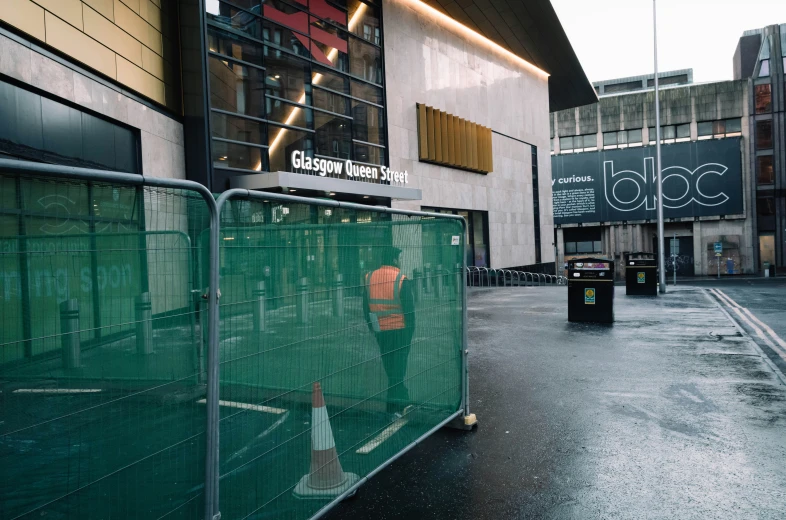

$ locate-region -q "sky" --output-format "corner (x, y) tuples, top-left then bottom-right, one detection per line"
(551, 0), (786, 84)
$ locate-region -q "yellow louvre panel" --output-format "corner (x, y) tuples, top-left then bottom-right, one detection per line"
(417, 104), (428, 160)
(446, 114), (455, 165)
(440, 111), (449, 164)
(425, 106), (436, 162)
(434, 109), (443, 163)
(117, 55), (166, 104)
(477, 125), (485, 172)
(453, 116), (461, 167)
(83, 4), (142, 67)
(482, 126), (490, 172)
(1, 0), (46, 41)
(83, 0), (115, 21)
(33, 0), (83, 30)
(488, 128), (494, 172)
(470, 122), (478, 171)
(45, 12), (116, 78)
(455, 118), (463, 167)
(460, 119), (468, 169)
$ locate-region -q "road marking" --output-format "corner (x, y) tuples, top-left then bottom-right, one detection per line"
(13, 388), (102, 394)
(196, 399), (287, 415)
(709, 289), (786, 361)
(356, 418), (408, 455)
(716, 289), (786, 351)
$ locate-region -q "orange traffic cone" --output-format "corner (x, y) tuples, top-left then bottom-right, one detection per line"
(294, 382), (359, 499)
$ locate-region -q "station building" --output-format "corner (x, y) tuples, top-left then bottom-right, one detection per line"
(550, 23), (786, 278)
(0, 0), (594, 270)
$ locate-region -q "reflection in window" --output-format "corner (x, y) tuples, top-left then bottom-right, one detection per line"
(209, 55), (265, 118)
(757, 155), (774, 185)
(759, 59), (770, 77)
(353, 142), (383, 166)
(265, 98), (312, 128)
(262, 19), (310, 57)
(264, 50), (311, 104)
(351, 80), (383, 105)
(268, 125), (313, 172)
(755, 84), (772, 114)
(211, 111), (266, 145)
(206, 1), (262, 40)
(313, 88), (350, 115)
(212, 139), (264, 171)
(351, 100), (385, 146)
(348, 0), (380, 44)
(757, 196), (775, 217)
(208, 27), (264, 67)
(756, 120), (773, 149)
(349, 37), (382, 83)
(676, 123), (690, 139)
(314, 112), (351, 159)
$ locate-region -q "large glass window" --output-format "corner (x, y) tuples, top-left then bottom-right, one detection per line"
(756, 120), (773, 149)
(755, 84), (772, 114)
(757, 155), (774, 185)
(206, 0), (388, 181)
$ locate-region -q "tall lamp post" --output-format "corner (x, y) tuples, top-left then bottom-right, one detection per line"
(653, 0), (666, 294)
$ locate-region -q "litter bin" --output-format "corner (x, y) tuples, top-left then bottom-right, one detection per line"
(568, 258), (614, 323)
(624, 252), (657, 296)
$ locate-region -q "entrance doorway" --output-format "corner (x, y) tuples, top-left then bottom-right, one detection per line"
(654, 235), (695, 276)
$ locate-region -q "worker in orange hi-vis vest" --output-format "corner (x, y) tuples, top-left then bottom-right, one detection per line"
(363, 247), (416, 418)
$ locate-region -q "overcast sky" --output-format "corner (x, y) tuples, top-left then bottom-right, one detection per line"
(551, 0), (786, 84)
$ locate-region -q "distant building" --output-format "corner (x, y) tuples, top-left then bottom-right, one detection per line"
(549, 23), (785, 278)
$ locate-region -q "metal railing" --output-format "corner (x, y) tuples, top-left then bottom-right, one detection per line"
(0, 159), (471, 520)
(466, 267), (566, 287)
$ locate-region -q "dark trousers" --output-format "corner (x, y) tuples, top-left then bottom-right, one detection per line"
(375, 328), (413, 413)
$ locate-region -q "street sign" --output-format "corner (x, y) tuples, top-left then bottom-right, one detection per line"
(714, 242), (723, 254)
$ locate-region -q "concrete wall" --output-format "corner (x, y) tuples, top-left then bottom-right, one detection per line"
(0, 32), (185, 179)
(382, 0), (553, 269)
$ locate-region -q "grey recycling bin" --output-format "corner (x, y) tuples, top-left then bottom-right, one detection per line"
(625, 252), (657, 296)
(567, 258), (614, 324)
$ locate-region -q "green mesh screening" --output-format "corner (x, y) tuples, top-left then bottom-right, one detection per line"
(214, 198), (465, 520)
(0, 174), (210, 519)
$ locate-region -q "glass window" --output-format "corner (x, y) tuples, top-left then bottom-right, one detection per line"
(662, 125), (675, 139)
(617, 130), (627, 144)
(559, 136), (574, 150)
(712, 120), (726, 136)
(261, 0), (308, 34)
(351, 100), (385, 146)
(208, 26), (264, 67)
(206, 1), (263, 40)
(676, 123), (690, 139)
(262, 19), (310, 58)
(725, 118), (741, 134)
(628, 128), (642, 143)
(310, 18), (349, 72)
(265, 97), (312, 128)
(313, 87), (350, 115)
(264, 49), (311, 104)
(756, 120), (773, 149)
(759, 59), (770, 77)
(348, 0), (380, 43)
(314, 112), (351, 159)
(581, 134), (596, 148)
(348, 36), (382, 83)
(697, 121), (713, 136)
(603, 132), (617, 146)
(755, 84), (772, 114)
(310, 0), (348, 28)
(353, 142), (383, 166)
(268, 125), (313, 171)
(211, 111), (266, 145)
(208, 55), (265, 118)
(576, 241), (594, 253)
(311, 66), (349, 94)
(757, 196), (775, 217)
(350, 80), (383, 105)
(593, 241), (602, 252)
(564, 242), (577, 254)
(212, 139), (264, 171)
(757, 155), (774, 185)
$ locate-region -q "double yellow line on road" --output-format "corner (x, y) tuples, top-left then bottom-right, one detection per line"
(709, 288), (786, 362)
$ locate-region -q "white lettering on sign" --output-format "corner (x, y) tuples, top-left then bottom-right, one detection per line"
(291, 150), (409, 184)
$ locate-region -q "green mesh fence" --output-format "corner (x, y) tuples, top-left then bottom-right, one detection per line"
(0, 173), (210, 519)
(214, 197), (465, 520)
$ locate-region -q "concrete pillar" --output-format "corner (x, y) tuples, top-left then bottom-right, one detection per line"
(332, 273), (344, 318)
(135, 292), (153, 355)
(60, 299), (80, 369)
(253, 281), (266, 332)
(693, 221), (704, 276)
(296, 277), (309, 324)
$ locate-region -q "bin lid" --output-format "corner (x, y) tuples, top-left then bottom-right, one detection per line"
(626, 251), (656, 260)
(568, 257), (613, 270)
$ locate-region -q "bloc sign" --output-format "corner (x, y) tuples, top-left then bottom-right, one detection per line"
(584, 288), (596, 305)
(637, 272), (645, 284)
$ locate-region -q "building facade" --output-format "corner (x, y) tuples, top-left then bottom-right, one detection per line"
(551, 73), (753, 278)
(0, 0), (595, 272)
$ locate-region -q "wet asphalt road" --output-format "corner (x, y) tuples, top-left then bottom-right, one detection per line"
(325, 285), (786, 519)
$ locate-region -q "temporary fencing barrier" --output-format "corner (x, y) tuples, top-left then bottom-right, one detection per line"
(0, 159), (472, 520)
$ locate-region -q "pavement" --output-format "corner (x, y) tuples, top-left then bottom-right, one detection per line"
(325, 283), (786, 519)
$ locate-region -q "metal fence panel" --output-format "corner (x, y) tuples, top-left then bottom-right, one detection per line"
(0, 173), (210, 519)
(213, 195), (465, 520)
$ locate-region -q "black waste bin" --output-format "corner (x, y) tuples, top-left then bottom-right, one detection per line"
(567, 258), (614, 323)
(624, 252), (658, 296)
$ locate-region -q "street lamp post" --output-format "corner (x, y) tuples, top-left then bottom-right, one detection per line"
(672, 232), (677, 286)
(653, 0), (666, 294)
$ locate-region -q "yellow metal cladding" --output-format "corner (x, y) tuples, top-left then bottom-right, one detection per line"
(0, 0), (177, 111)
(415, 104), (493, 173)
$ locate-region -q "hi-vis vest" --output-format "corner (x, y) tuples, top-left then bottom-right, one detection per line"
(365, 266), (407, 331)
